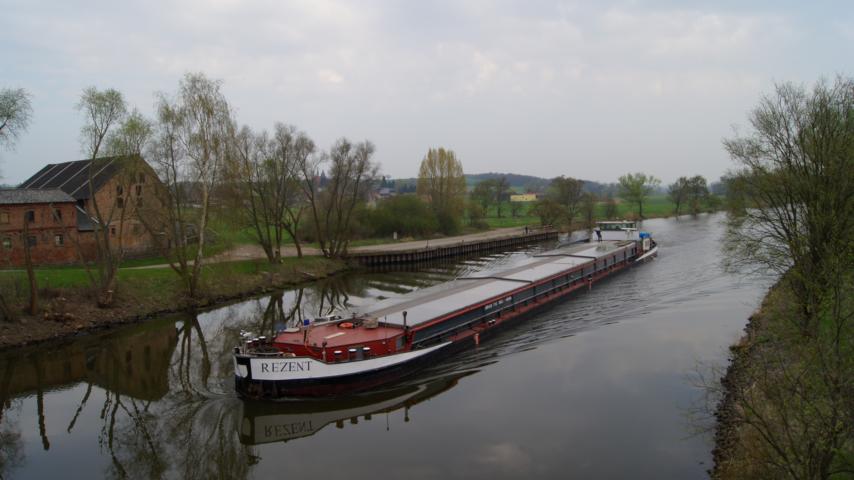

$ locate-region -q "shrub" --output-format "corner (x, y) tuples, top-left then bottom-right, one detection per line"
(366, 195), (439, 237)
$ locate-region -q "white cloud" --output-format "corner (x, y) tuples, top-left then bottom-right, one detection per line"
(317, 69), (344, 85)
(0, 0), (843, 184)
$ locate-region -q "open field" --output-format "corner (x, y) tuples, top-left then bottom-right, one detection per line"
(480, 194), (710, 228)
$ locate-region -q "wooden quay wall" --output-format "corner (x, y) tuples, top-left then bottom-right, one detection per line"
(348, 228), (559, 267)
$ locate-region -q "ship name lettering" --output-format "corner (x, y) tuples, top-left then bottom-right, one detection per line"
(260, 360), (312, 373)
(265, 421), (315, 438)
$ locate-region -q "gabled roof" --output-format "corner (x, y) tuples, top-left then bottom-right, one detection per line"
(19, 155), (140, 200)
(0, 188), (75, 205)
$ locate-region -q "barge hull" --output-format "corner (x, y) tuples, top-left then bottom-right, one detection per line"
(234, 237), (657, 399)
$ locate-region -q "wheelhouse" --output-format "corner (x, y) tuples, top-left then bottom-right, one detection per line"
(596, 220), (640, 241)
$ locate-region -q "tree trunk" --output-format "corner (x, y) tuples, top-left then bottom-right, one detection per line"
(23, 221), (38, 315)
(0, 293), (14, 322)
(97, 272), (117, 308)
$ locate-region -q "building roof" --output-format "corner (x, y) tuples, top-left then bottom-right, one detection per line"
(18, 156), (139, 200)
(0, 188), (75, 205)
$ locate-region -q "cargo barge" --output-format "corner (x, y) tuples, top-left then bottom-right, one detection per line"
(234, 222), (657, 399)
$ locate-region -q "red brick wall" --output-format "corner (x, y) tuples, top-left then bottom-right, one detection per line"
(0, 163), (163, 267)
(86, 173), (157, 256)
(0, 202), (80, 266)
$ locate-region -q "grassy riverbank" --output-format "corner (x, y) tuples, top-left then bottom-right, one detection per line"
(0, 256), (348, 351)
(713, 276), (854, 479)
(481, 194), (718, 228)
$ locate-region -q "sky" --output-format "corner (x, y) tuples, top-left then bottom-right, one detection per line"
(2, 0), (853, 185)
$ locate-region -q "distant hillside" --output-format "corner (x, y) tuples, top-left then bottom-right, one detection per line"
(466, 173), (619, 195)
(391, 172), (618, 196)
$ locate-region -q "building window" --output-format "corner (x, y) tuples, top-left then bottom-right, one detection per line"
(117, 197), (124, 209)
(0, 212), (8, 224)
(25, 210), (35, 223)
(54, 234), (64, 246)
(53, 208), (62, 222)
(111, 227), (116, 236)
(116, 184), (124, 195)
(1, 238), (10, 249)
(27, 236), (37, 247)
(135, 184), (143, 196)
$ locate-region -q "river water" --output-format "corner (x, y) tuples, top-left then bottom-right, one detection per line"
(0, 214), (772, 479)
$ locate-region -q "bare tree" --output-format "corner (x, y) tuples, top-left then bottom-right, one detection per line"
(0, 87), (32, 319)
(22, 220), (37, 315)
(297, 138), (378, 258)
(76, 87), (128, 306)
(142, 73), (234, 298)
(228, 123), (314, 262)
(0, 87), (32, 152)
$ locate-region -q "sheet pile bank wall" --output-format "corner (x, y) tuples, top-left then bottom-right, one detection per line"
(0, 156), (161, 267)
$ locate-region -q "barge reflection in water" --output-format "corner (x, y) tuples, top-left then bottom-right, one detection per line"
(239, 371), (473, 445)
(0, 215), (773, 479)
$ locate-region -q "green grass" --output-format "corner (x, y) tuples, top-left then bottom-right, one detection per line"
(476, 194), (721, 229)
(1, 255), (345, 307)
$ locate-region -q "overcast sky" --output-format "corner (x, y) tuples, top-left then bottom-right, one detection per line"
(2, 0), (852, 185)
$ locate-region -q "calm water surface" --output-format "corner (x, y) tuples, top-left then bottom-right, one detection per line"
(0, 214), (772, 479)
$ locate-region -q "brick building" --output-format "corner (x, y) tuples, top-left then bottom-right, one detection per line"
(0, 189), (80, 266)
(0, 155), (160, 266)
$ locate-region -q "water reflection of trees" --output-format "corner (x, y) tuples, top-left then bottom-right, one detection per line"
(0, 357), (24, 480)
(0, 271), (482, 479)
(86, 281), (366, 479)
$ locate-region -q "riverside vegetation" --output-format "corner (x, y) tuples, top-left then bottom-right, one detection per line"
(2, 73), (722, 349)
(712, 77), (854, 479)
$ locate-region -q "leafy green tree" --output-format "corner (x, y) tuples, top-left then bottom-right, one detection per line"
(466, 200), (488, 229)
(417, 147), (466, 234)
(685, 175), (709, 215)
(548, 176), (585, 228)
(718, 77), (854, 478)
(368, 195), (437, 237)
(509, 199), (524, 218)
(580, 192), (597, 229)
(668, 177), (689, 215)
(724, 77), (854, 329)
(603, 193), (618, 219)
(617, 172), (660, 219)
(493, 176), (511, 218)
(530, 198), (564, 227)
(471, 179), (496, 213)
